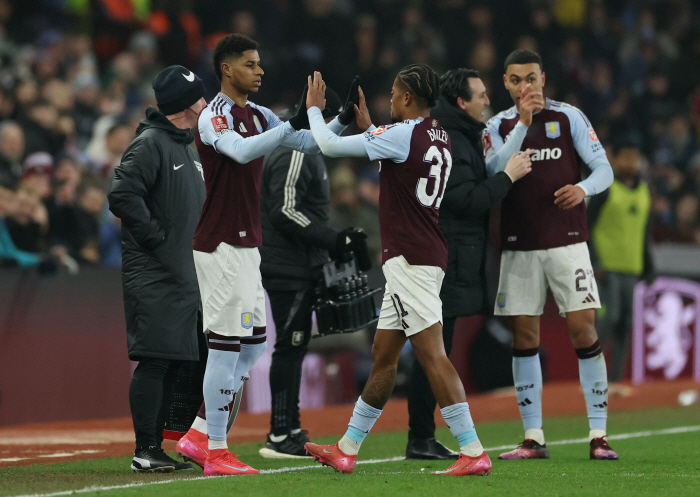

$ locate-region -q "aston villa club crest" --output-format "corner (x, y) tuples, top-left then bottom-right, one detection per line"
(241, 312), (253, 329)
(545, 121), (560, 139)
(497, 293), (506, 308)
(253, 115), (263, 133)
(632, 277), (700, 383)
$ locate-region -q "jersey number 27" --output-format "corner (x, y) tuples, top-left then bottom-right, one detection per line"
(417, 145), (452, 209)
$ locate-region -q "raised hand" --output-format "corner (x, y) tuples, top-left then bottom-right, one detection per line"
(288, 85), (309, 130)
(518, 84), (545, 127)
(338, 75), (360, 125)
(354, 86), (373, 131)
(306, 71), (326, 111)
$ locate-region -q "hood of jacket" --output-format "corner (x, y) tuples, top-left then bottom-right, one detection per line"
(432, 96), (485, 144)
(136, 106), (194, 144)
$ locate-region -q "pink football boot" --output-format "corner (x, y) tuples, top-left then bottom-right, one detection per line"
(305, 442), (357, 474)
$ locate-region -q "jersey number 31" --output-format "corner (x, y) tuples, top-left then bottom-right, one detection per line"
(417, 145), (452, 209)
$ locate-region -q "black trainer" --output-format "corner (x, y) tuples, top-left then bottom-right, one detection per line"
(406, 437), (460, 460)
(291, 429), (311, 445)
(259, 431), (312, 459)
(131, 446), (176, 473)
(159, 449), (195, 471)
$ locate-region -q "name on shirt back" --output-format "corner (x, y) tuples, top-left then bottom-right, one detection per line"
(427, 128), (448, 144)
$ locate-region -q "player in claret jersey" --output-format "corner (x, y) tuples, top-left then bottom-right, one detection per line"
(174, 34), (352, 477)
(483, 49), (618, 461)
(302, 65), (492, 477)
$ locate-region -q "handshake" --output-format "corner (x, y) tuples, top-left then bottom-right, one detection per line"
(288, 74), (372, 131)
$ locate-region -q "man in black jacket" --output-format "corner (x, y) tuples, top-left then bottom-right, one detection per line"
(259, 88), (370, 458)
(405, 68), (533, 459)
(108, 65), (206, 473)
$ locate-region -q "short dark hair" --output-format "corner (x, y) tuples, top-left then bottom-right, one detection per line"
(213, 34), (259, 81)
(440, 68), (480, 107)
(396, 63), (441, 109)
(504, 49), (543, 72)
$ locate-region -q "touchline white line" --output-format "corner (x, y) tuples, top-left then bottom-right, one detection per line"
(9, 424), (700, 497)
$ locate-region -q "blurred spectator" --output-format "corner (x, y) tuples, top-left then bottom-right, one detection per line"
(0, 0), (697, 272)
(20, 152), (53, 200)
(74, 178), (107, 264)
(0, 181), (39, 267)
(92, 122), (134, 178)
(5, 184), (48, 253)
(45, 156), (96, 263)
(0, 121), (25, 187)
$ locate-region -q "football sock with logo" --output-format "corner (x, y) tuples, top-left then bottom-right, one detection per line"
(338, 397), (382, 455)
(234, 328), (268, 393)
(203, 337), (240, 450)
(440, 402), (483, 457)
(513, 348), (545, 445)
(576, 341), (608, 436)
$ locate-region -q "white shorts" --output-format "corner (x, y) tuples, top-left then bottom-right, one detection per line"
(494, 242), (600, 317)
(193, 243), (266, 337)
(377, 256), (444, 337)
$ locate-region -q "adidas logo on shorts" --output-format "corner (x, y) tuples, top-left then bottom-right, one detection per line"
(582, 293), (596, 304)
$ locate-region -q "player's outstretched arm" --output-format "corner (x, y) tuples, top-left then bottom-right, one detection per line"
(306, 72), (369, 158)
(201, 107), (297, 164)
(275, 84), (352, 154)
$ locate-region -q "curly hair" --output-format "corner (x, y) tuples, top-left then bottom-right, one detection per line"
(212, 34), (259, 82)
(396, 63), (441, 109)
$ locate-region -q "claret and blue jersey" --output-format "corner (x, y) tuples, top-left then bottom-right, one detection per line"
(193, 93), (345, 252)
(483, 98), (613, 251)
(306, 106), (451, 271)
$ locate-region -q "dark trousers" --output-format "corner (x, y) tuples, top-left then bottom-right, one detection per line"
(129, 358), (182, 449)
(596, 272), (638, 382)
(407, 316), (457, 440)
(268, 288), (316, 436)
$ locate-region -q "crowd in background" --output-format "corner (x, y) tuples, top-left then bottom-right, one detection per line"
(1, 0), (700, 271)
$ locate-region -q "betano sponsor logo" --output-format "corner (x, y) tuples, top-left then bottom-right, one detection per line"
(518, 147), (562, 161)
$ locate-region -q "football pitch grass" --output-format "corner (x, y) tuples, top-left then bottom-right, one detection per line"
(2, 405), (699, 497)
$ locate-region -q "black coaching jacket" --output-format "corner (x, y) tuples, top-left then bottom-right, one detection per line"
(432, 96), (513, 317)
(260, 146), (338, 291)
(108, 107), (205, 361)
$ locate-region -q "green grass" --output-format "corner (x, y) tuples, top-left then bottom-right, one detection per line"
(2, 406), (699, 497)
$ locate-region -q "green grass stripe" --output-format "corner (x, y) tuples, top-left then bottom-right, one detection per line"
(7, 423), (700, 497)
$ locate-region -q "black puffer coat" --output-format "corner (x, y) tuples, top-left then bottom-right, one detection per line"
(108, 107), (205, 361)
(432, 96), (513, 317)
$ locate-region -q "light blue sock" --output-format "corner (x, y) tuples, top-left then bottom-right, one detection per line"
(233, 341), (268, 392)
(579, 353), (608, 431)
(203, 348), (239, 445)
(338, 397), (382, 455)
(440, 402), (478, 444)
(513, 354), (543, 431)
